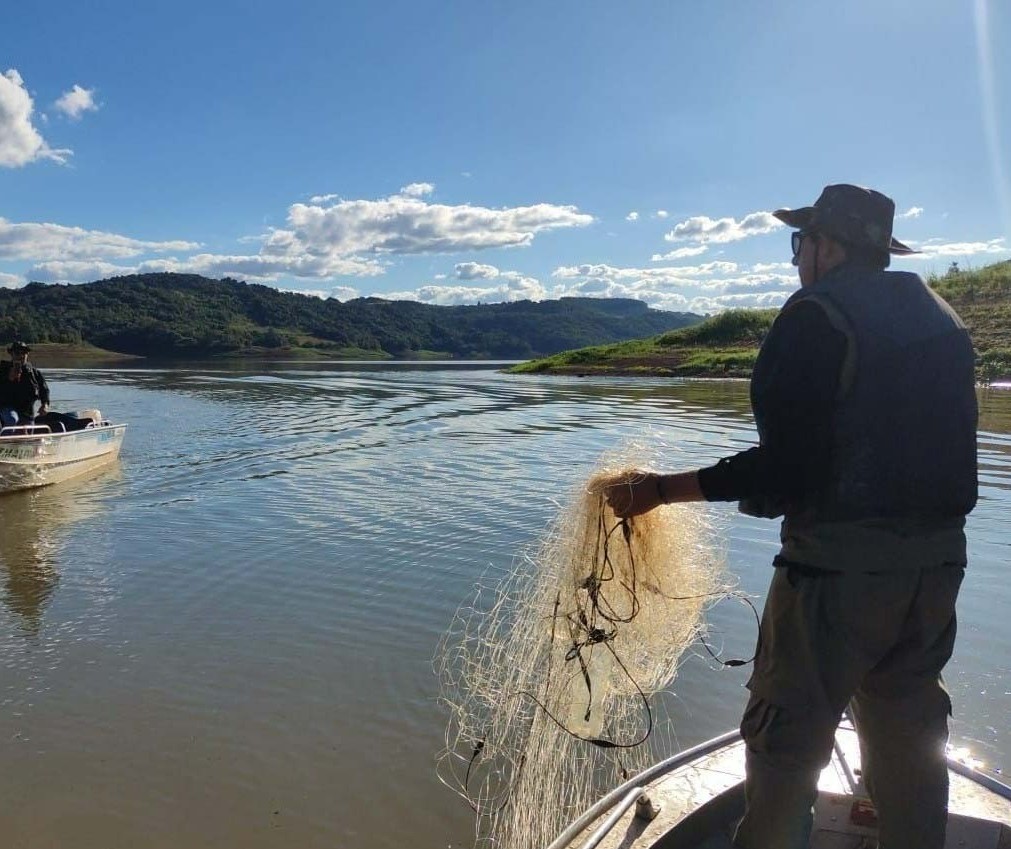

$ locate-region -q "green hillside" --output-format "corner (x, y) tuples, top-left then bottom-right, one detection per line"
(510, 260), (1011, 381)
(0, 273), (700, 360)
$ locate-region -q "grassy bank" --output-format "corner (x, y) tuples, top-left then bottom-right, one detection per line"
(508, 309), (771, 377)
(509, 260), (1011, 382)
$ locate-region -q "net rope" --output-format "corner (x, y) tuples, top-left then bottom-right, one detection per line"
(436, 457), (729, 848)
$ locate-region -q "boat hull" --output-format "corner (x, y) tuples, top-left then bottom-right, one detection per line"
(0, 424), (127, 492)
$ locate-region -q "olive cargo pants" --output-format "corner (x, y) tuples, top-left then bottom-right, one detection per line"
(732, 560), (964, 849)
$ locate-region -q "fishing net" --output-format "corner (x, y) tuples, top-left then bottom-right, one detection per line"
(436, 455), (729, 849)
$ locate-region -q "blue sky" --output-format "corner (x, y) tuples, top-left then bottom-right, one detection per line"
(2, 0), (1009, 313)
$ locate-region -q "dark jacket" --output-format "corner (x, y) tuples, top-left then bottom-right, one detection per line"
(0, 360), (50, 420)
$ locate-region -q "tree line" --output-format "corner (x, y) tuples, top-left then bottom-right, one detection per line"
(0, 273), (701, 359)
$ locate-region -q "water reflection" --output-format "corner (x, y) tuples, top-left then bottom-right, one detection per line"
(0, 366), (1005, 849)
(0, 465), (121, 634)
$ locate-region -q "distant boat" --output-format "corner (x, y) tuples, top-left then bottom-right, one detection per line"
(546, 717), (1011, 849)
(0, 410), (126, 493)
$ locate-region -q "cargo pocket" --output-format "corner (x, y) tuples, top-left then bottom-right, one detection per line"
(740, 697), (780, 753)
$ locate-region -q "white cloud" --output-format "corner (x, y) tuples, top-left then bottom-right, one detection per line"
(687, 291), (793, 313)
(651, 245), (708, 261)
(138, 253), (383, 281)
(279, 285), (362, 301)
(27, 260), (135, 283)
(3, 187), (594, 287)
(665, 211), (783, 244)
(0, 218), (200, 261)
(896, 206), (924, 220)
(0, 69), (72, 167)
(25, 251), (382, 285)
(264, 190), (593, 261)
(655, 210), (669, 219)
(399, 182), (435, 198)
(455, 262), (500, 280)
(329, 285), (361, 301)
(308, 193), (339, 204)
(385, 271), (546, 306)
(903, 238), (1009, 258)
(751, 261), (794, 273)
(53, 84), (99, 120)
(553, 261), (738, 282)
(548, 261), (797, 314)
(0, 271), (23, 288)
(626, 211), (639, 222)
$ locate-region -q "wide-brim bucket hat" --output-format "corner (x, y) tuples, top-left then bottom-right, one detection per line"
(773, 184), (918, 255)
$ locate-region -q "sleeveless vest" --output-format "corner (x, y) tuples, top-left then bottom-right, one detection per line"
(751, 265), (978, 570)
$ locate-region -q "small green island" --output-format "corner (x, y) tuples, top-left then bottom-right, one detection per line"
(509, 260), (1011, 383)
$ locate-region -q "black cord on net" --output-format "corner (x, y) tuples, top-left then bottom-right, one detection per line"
(454, 501), (761, 814)
(512, 509), (657, 752)
(453, 509), (656, 815)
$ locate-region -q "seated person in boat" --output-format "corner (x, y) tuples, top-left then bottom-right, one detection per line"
(0, 341), (50, 428)
(606, 185), (976, 849)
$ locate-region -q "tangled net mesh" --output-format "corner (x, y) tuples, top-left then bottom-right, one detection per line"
(436, 454), (729, 849)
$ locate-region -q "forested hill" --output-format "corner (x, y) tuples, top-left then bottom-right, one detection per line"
(0, 273), (701, 359)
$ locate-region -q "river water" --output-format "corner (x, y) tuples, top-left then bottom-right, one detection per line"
(0, 363), (1008, 848)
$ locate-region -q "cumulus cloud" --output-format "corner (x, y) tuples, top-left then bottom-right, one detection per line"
(549, 261), (797, 314)
(27, 260), (135, 283)
(687, 290), (793, 313)
(0, 271), (23, 288)
(385, 272), (546, 306)
(554, 261), (738, 281)
(308, 193), (339, 204)
(896, 206), (924, 220)
(651, 245), (708, 261)
(455, 262), (500, 280)
(3, 185), (594, 288)
(665, 211), (783, 244)
(903, 237), (1008, 258)
(626, 211), (639, 222)
(399, 182), (434, 198)
(751, 261), (794, 273)
(0, 218), (199, 261)
(267, 190), (594, 260)
(134, 253), (382, 281)
(0, 69), (72, 167)
(24, 252), (381, 285)
(655, 210), (669, 219)
(53, 84), (99, 120)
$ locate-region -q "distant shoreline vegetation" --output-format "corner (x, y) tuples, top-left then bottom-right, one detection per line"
(0, 273), (698, 362)
(508, 260), (1011, 384)
(6, 263), (1009, 382)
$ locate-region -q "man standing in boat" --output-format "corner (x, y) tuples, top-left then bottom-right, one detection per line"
(606, 184), (978, 849)
(0, 341), (50, 428)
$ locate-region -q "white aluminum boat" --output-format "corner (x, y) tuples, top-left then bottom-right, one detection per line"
(548, 718), (1011, 849)
(0, 410), (126, 493)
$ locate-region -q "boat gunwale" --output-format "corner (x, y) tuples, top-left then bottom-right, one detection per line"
(0, 422), (128, 444)
(544, 728), (1011, 849)
(544, 730), (741, 849)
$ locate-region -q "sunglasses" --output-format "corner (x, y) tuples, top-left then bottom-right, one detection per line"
(791, 230), (817, 258)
